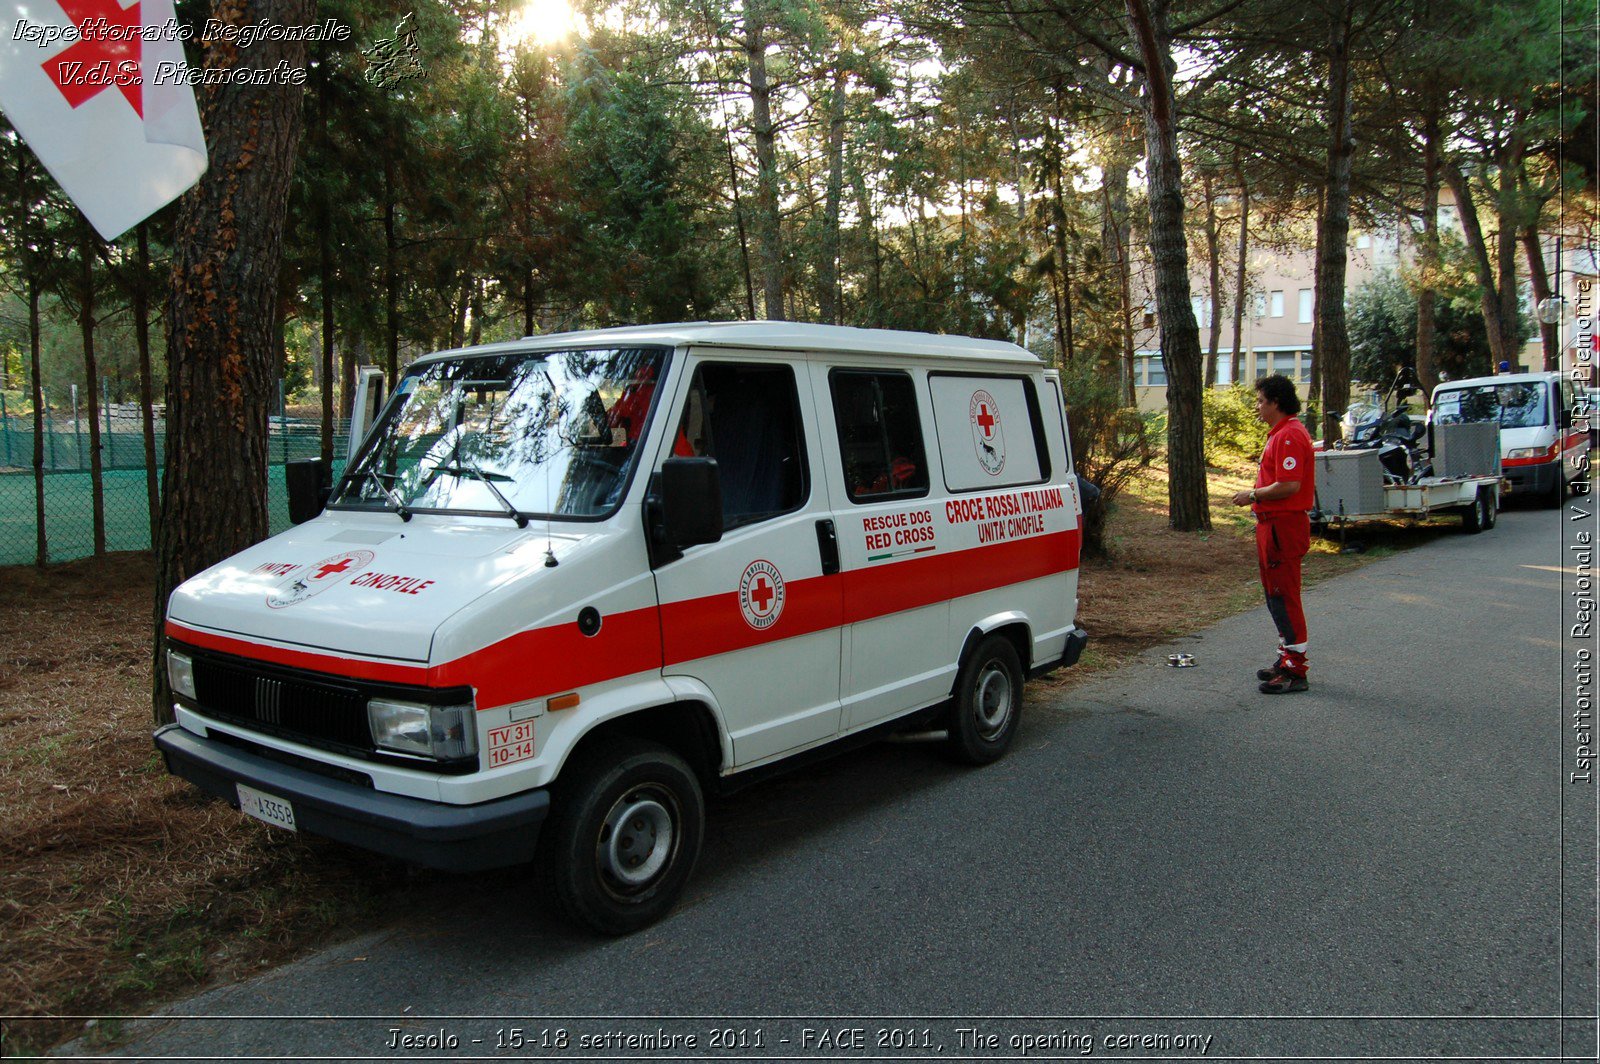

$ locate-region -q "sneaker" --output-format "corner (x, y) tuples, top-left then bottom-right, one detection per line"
(1256, 662), (1284, 682)
(1259, 672), (1309, 694)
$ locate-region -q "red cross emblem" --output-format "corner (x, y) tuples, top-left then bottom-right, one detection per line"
(41, 0), (145, 117)
(750, 576), (774, 613)
(975, 403), (995, 438)
(313, 557), (356, 581)
(738, 560), (785, 630)
(267, 550), (374, 609)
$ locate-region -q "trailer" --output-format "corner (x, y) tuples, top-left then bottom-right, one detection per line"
(1312, 422), (1504, 536)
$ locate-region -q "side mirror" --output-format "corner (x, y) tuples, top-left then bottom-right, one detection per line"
(659, 457), (722, 547)
(286, 458), (332, 524)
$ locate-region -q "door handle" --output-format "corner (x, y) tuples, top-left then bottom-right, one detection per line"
(815, 519), (840, 575)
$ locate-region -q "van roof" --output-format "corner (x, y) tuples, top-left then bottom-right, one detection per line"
(417, 321), (1043, 366)
(1433, 370), (1566, 391)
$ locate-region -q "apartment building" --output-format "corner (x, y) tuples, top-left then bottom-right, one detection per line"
(1127, 199), (1595, 412)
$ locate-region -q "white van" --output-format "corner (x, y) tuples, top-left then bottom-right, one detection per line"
(155, 322), (1088, 933)
(1430, 370), (1590, 505)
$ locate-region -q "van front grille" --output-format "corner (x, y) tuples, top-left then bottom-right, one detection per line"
(190, 654), (373, 755)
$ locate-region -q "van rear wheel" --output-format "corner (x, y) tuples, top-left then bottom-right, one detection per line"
(543, 737), (703, 935)
(945, 635), (1024, 765)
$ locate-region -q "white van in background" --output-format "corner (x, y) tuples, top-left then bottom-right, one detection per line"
(1430, 370), (1589, 505)
(155, 322), (1088, 933)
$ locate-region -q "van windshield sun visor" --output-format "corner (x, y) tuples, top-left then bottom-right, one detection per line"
(330, 346), (670, 521)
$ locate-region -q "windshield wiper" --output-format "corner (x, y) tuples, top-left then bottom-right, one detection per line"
(433, 462), (530, 528)
(354, 469), (412, 522)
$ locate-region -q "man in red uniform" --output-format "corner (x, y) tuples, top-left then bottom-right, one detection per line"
(1231, 374), (1316, 694)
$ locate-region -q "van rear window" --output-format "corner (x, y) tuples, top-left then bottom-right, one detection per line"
(928, 374), (1048, 491)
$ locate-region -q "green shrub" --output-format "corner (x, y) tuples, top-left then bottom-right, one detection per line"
(1059, 359), (1159, 557)
(1203, 383), (1266, 459)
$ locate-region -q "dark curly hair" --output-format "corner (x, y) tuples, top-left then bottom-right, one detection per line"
(1256, 374), (1301, 417)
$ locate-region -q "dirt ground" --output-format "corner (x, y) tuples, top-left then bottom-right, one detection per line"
(0, 460), (1463, 1053)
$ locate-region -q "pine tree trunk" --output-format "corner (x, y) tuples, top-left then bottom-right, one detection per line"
(29, 273), (46, 567)
(154, 0), (311, 723)
(1101, 157), (1135, 404)
(744, 8), (785, 320)
(79, 226), (106, 556)
(383, 159), (400, 382)
(1522, 229), (1557, 371)
(469, 278), (484, 345)
(135, 224), (160, 538)
(1202, 171), (1222, 387)
(1124, 0), (1209, 531)
(1314, 1), (1354, 442)
(1051, 132), (1075, 364)
(1494, 145), (1522, 366)
(319, 202), (335, 465)
(852, 170), (881, 325)
(1444, 163), (1512, 367)
(1230, 165), (1249, 386)
(818, 68), (847, 325)
(1416, 109), (1440, 396)
(723, 120), (756, 318)
(340, 333), (357, 419)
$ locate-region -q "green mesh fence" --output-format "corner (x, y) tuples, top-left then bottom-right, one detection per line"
(0, 420), (351, 566)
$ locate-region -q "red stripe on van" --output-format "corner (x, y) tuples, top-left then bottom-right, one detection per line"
(165, 621), (430, 685)
(166, 609), (663, 712)
(660, 582), (845, 664)
(842, 528), (1079, 621)
(167, 526), (1082, 712)
(433, 606), (664, 710)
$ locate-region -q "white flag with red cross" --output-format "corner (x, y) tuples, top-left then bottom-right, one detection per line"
(0, 0), (206, 241)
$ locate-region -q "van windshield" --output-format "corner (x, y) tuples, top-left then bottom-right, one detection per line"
(1433, 381), (1549, 430)
(332, 346), (668, 520)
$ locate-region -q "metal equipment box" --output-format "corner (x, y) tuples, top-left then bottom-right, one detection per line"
(1315, 449), (1385, 517)
(1431, 422), (1500, 478)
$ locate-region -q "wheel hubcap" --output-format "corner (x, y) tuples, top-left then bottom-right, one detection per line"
(597, 788), (675, 890)
(974, 661), (1013, 740)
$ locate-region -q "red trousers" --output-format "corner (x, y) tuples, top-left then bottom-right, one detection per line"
(1255, 511), (1309, 650)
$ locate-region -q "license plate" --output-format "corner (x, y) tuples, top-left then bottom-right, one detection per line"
(237, 783), (297, 832)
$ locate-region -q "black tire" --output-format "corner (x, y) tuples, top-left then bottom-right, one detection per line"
(944, 634), (1024, 765)
(543, 737), (704, 935)
(1483, 488), (1498, 529)
(1461, 488), (1490, 533)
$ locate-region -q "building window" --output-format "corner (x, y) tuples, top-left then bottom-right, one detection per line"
(1298, 289), (1313, 323)
(1143, 301), (1155, 329)
(1215, 352), (1234, 385)
(1356, 234), (1371, 249)
(1140, 355), (1166, 387)
(1270, 291), (1284, 318)
(1270, 352), (1297, 380)
(1254, 293), (1267, 318)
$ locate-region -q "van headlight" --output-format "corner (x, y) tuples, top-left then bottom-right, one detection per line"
(368, 698), (477, 761)
(1507, 447), (1538, 459)
(166, 650), (197, 700)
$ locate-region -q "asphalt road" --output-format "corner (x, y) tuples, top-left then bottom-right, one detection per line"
(48, 505), (1595, 1062)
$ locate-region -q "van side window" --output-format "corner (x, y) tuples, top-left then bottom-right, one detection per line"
(676, 362), (808, 529)
(830, 371), (930, 502)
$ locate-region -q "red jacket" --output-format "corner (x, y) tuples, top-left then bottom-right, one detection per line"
(1254, 416), (1316, 514)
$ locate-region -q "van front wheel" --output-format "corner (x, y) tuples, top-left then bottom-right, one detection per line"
(544, 738), (704, 935)
(945, 635), (1024, 765)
